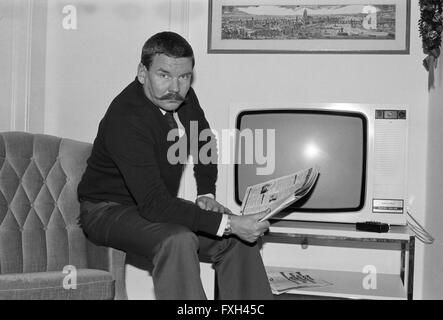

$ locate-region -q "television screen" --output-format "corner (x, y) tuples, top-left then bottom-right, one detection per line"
(235, 110), (366, 212)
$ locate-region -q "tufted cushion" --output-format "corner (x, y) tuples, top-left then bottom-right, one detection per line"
(0, 269), (114, 300)
(0, 132), (92, 274)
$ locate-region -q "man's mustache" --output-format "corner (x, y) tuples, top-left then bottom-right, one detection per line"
(159, 92), (185, 102)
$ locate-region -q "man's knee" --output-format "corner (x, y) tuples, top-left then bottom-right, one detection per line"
(157, 225), (199, 253)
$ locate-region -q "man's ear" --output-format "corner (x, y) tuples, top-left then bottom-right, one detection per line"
(137, 63), (146, 84)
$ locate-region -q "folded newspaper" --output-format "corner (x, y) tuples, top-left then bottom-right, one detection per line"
(240, 165), (320, 221)
(267, 268), (333, 295)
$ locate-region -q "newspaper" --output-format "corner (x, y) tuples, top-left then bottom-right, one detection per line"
(240, 165), (320, 221)
(267, 268), (333, 295)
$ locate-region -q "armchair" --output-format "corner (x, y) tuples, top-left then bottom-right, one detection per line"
(0, 132), (127, 299)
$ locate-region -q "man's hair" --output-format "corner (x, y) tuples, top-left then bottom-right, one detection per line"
(141, 31), (195, 69)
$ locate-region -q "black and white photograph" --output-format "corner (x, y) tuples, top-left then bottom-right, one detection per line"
(0, 0), (442, 306)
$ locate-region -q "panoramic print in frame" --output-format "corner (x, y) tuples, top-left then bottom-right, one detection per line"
(208, 0), (411, 54)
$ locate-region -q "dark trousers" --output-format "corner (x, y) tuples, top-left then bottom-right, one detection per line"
(79, 201), (273, 300)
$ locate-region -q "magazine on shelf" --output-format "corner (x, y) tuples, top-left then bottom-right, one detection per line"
(240, 165), (320, 222)
(266, 268), (333, 295)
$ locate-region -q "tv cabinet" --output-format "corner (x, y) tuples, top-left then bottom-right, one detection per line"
(263, 220), (415, 300)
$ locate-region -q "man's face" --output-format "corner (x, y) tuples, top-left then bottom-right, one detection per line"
(138, 54), (193, 112)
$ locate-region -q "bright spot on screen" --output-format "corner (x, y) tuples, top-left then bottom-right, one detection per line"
(304, 143), (321, 159)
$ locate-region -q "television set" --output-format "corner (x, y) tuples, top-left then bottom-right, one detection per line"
(226, 103), (408, 225)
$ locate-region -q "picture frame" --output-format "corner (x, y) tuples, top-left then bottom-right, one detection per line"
(208, 0), (411, 54)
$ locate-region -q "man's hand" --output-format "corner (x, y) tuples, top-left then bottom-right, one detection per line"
(196, 195), (232, 214)
(230, 210), (271, 244)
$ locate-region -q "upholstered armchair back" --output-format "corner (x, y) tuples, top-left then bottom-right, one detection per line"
(0, 132), (92, 274)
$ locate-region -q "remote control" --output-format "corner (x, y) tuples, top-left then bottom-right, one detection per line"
(356, 221), (390, 233)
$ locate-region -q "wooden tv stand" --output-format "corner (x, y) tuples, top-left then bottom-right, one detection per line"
(262, 220), (415, 300)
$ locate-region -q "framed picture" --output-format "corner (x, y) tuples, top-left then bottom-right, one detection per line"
(208, 0), (411, 54)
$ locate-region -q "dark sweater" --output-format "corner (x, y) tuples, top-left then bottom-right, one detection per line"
(78, 79), (222, 235)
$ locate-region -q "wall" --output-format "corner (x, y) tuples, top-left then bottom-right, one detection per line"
(0, 0), (14, 131)
(0, 0), (434, 299)
(0, 0), (46, 133)
(423, 56), (443, 299)
(44, 0), (170, 141)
